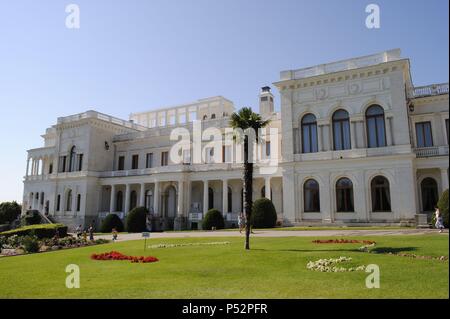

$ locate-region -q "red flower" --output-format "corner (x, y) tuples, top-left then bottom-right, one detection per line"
(90, 251), (159, 263)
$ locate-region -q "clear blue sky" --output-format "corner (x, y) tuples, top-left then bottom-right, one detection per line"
(0, 0), (448, 203)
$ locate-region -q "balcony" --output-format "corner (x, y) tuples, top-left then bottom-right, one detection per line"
(414, 146), (449, 158)
(410, 83), (449, 99)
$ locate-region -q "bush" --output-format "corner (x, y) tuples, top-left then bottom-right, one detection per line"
(22, 235), (40, 253)
(251, 198), (277, 228)
(202, 209), (225, 230)
(21, 210), (42, 226)
(100, 214), (124, 233)
(437, 189), (449, 228)
(0, 224), (68, 239)
(0, 201), (21, 224)
(126, 207), (149, 233)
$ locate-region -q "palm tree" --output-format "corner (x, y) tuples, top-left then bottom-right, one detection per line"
(230, 107), (270, 250)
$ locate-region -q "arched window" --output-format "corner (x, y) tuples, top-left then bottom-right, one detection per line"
(227, 187), (232, 213)
(130, 190), (137, 211)
(336, 178), (354, 212)
(69, 146), (76, 172)
(301, 114), (318, 153)
(211, 113), (216, 119)
(371, 176), (391, 212)
(203, 114), (208, 120)
(304, 179), (320, 212)
(66, 189), (72, 211)
(116, 191), (123, 212)
(261, 186), (273, 199)
(332, 110), (351, 150)
(76, 194), (81, 211)
(421, 178), (438, 212)
(208, 187), (214, 210)
(366, 105), (386, 148)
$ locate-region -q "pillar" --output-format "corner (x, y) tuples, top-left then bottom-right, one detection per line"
(110, 185), (116, 212)
(317, 125), (323, 152)
(386, 116), (393, 146)
(441, 168), (449, 190)
(265, 177), (271, 200)
(203, 180), (209, 214)
(26, 158), (30, 177)
(140, 183), (146, 207)
(222, 179), (228, 215)
(124, 184), (130, 214)
(177, 180), (184, 216)
(350, 121), (356, 149)
(153, 181), (159, 215)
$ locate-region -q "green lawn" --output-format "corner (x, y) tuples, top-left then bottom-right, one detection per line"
(0, 234), (448, 298)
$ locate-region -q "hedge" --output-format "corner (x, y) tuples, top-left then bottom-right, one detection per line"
(0, 223), (68, 239)
(126, 207), (149, 233)
(100, 214), (124, 233)
(251, 198), (277, 228)
(202, 209), (225, 230)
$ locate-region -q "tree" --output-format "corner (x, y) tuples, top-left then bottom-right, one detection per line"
(230, 107), (270, 249)
(0, 201), (22, 224)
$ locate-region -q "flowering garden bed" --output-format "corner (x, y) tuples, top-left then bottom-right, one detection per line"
(91, 251), (159, 263)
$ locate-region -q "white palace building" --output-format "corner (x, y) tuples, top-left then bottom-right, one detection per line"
(22, 49), (449, 230)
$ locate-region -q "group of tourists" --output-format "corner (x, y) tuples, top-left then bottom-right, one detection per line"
(75, 224), (95, 241)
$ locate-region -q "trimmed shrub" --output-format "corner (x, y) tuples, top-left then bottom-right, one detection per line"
(22, 235), (40, 253)
(21, 210), (42, 226)
(251, 198), (277, 228)
(0, 201), (21, 224)
(100, 214), (124, 233)
(437, 189), (449, 228)
(202, 209), (225, 230)
(0, 224), (68, 239)
(126, 207), (149, 233)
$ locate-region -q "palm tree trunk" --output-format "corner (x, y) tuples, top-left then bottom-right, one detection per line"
(243, 135), (253, 250)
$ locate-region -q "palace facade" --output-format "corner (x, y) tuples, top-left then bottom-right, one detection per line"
(23, 49), (449, 230)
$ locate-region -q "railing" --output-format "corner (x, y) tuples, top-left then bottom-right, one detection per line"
(411, 83), (449, 98)
(414, 146), (449, 158)
(57, 110), (147, 131)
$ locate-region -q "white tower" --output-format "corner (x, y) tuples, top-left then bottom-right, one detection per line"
(259, 86), (274, 117)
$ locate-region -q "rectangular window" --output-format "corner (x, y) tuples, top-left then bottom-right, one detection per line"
(161, 151), (169, 166)
(48, 164), (53, 174)
(131, 154), (139, 169)
(56, 195), (61, 211)
(77, 154), (83, 171)
(76, 194), (81, 211)
(146, 153), (153, 168)
(118, 156), (125, 171)
(266, 141), (271, 157)
(415, 122), (433, 148)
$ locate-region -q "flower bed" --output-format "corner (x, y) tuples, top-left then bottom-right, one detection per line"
(306, 256), (366, 273)
(312, 239), (376, 245)
(91, 251), (159, 263)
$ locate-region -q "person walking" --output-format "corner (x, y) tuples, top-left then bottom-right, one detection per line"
(75, 225), (82, 239)
(88, 224), (94, 241)
(238, 212), (244, 234)
(112, 227), (118, 242)
(435, 207), (445, 233)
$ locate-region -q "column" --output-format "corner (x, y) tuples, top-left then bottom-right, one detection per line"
(265, 177), (271, 200)
(350, 121), (356, 149)
(441, 168), (449, 190)
(385, 116), (393, 146)
(26, 158), (30, 177)
(140, 183), (146, 207)
(203, 180), (209, 214)
(222, 179), (228, 215)
(186, 180), (192, 215)
(110, 185), (116, 212)
(177, 180), (184, 216)
(317, 126), (323, 152)
(124, 184), (130, 214)
(153, 181), (159, 215)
